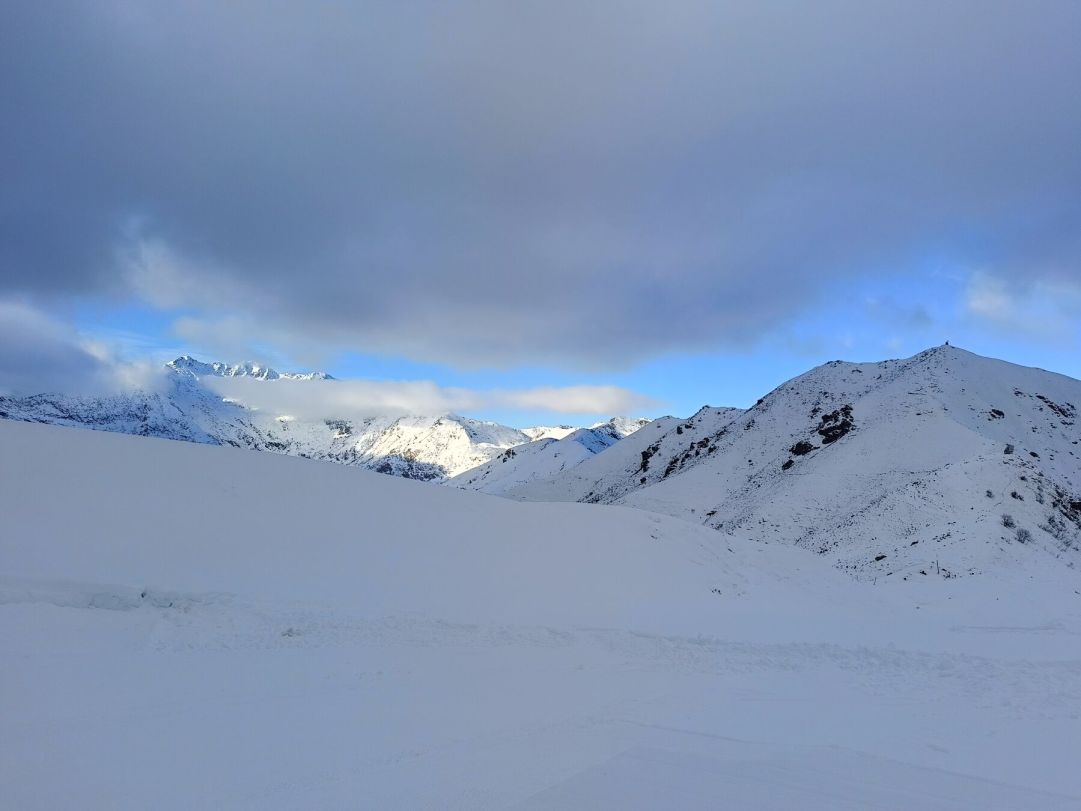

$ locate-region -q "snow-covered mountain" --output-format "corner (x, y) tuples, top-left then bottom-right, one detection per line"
(507, 407), (744, 502)
(167, 355), (335, 381)
(512, 346), (1081, 580)
(0, 356), (647, 481)
(520, 424), (577, 441)
(450, 416), (651, 494)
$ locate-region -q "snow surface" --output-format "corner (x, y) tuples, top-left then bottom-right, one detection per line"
(2, 418), (1080, 809)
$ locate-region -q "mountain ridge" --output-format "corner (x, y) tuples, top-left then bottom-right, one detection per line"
(0, 356), (647, 480)
(507, 345), (1081, 580)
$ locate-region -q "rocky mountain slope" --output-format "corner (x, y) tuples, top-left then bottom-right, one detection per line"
(0, 356), (643, 480)
(512, 346), (1081, 580)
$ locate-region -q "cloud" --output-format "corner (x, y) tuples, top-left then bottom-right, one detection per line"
(494, 385), (658, 415)
(963, 272), (1081, 345)
(964, 274), (1013, 323)
(2, 1), (1080, 366)
(204, 376), (659, 421)
(0, 299), (168, 396)
(0, 298), (657, 418)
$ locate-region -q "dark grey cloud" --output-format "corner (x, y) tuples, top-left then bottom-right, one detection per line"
(0, 301), (103, 394)
(2, 1), (1080, 366)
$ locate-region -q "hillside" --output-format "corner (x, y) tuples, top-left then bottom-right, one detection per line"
(509, 407), (744, 502)
(514, 346), (1081, 581)
(2, 419), (1080, 808)
(451, 417), (650, 494)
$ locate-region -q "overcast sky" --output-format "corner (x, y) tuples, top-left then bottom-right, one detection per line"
(1, 1), (1079, 423)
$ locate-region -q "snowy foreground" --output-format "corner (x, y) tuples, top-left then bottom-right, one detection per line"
(2, 420), (1080, 809)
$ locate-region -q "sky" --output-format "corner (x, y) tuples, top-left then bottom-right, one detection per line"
(1, 1), (1080, 427)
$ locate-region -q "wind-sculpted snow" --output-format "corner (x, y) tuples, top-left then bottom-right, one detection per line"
(2, 418), (1080, 808)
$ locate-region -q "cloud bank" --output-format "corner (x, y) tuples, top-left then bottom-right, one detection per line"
(2, 1), (1079, 366)
(0, 300), (167, 397)
(205, 377), (658, 421)
(0, 300), (655, 417)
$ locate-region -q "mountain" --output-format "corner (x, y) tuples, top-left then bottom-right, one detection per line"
(521, 424), (577, 441)
(507, 407), (744, 502)
(4, 417), (1080, 808)
(0, 357), (530, 479)
(0, 356), (648, 481)
(450, 416), (651, 494)
(168, 355), (335, 381)
(511, 346), (1081, 580)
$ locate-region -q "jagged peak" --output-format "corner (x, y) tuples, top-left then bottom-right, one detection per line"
(166, 356), (333, 381)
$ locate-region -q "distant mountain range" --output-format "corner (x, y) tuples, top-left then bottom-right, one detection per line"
(0, 356), (647, 480)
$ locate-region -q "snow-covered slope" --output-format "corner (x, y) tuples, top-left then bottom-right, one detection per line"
(508, 407), (744, 502)
(520, 346), (1081, 581)
(451, 417), (651, 494)
(0, 419), (779, 627)
(0, 357), (536, 479)
(3, 419), (1080, 808)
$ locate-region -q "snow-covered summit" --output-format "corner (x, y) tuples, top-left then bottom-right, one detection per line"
(593, 415), (651, 438)
(521, 424), (577, 441)
(167, 355), (334, 381)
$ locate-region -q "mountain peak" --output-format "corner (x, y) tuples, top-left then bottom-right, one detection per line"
(590, 416), (651, 438)
(166, 356), (333, 381)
